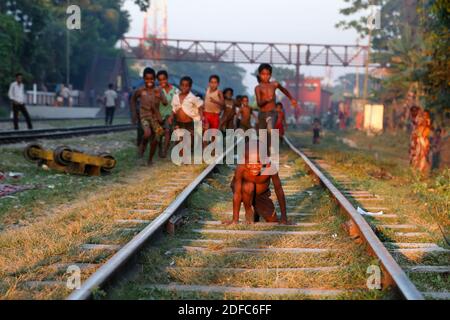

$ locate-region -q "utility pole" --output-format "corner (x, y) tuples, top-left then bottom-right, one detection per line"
(355, 38), (360, 98)
(295, 44), (301, 102)
(66, 0), (71, 86)
(362, 28), (372, 105)
(363, 1), (376, 135)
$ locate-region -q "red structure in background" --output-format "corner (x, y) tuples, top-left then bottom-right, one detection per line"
(282, 78), (333, 121)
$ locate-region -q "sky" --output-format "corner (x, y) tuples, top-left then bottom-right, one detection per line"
(123, 0), (365, 92)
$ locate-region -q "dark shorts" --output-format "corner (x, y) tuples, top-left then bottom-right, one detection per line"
(231, 179), (278, 223)
(313, 129), (320, 137)
(240, 121), (251, 131)
(175, 121), (194, 131)
(253, 188), (278, 222)
(258, 110), (278, 131)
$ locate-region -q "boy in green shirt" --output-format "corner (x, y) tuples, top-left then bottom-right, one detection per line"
(157, 70), (178, 158)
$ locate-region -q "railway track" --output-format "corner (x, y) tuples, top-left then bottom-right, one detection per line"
(0, 124), (135, 145)
(8, 134), (446, 300)
(50, 135), (447, 301)
(0, 117), (130, 123)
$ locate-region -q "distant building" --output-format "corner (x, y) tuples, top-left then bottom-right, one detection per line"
(282, 77), (333, 120)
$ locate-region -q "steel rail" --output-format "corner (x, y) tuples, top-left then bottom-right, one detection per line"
(0, 117), (130, 123)
(0, 124), (132, 136)
(0, 125), (135, 145)
(284, 135), (424, 300)
(67, 141), (239, 300)
(67, 135), (423, 300)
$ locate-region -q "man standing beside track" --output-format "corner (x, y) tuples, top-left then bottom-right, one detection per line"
(8, 73), (33, 130)
(104, 84), (118, 126)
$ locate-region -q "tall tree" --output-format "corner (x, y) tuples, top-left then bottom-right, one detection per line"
(418, 0), (450, 123)
(0, 0), (152, 92)
(336, 0), (419, 51)
(0, 13), (25, 98)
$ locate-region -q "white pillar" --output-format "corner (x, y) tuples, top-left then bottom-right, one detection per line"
(33, 83), (37, 105)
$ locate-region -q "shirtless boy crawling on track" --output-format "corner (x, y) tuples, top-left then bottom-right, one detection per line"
(226, 141), (288, 225)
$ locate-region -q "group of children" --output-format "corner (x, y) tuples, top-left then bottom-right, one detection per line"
(129, 63), (298, 166)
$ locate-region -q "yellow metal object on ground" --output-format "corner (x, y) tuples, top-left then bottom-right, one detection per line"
(24, 144), (116, 176)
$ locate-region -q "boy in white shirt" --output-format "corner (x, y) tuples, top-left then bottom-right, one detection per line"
(170, 77), (204, 157)
(170, 76), (204, 134)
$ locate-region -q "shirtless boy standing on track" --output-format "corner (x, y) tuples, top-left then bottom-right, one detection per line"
(255, 63), (298, 132)
(227, 142), (288, 225)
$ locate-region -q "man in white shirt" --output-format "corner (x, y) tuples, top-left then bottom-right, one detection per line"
(8, 73), (33, 130)
(104, 83), (118, 125)
(60, 84), (71, 107)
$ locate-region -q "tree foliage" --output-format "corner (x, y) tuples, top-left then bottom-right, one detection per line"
(0, 0), (151, 97)
(0, 13), (25, 96)
(418, 0), (450, 118)
(337, 0), (449, 120)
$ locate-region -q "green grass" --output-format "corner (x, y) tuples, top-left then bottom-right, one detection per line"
(0, 131), (138, 228)
(0, 138), (205, 299)
(287, 128), (449, 296)
(107, 150), (395, 300)
(0, 106), (8, 118)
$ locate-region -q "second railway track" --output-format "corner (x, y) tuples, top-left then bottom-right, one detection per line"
(0, 124), (135, 145)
